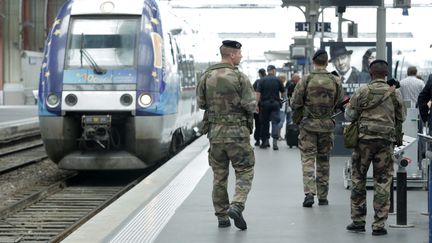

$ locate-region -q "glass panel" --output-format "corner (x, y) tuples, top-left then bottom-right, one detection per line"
(65, 17), (139, 69)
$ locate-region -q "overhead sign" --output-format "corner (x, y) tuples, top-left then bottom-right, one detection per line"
(316, 22), (331, 32)
(295, 22), (310, 32)
(320, 0), (381, 6)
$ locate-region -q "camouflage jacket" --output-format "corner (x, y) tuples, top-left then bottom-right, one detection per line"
(291, 68), (344, 132)
(345, 79), (407, 142)
(196, 63), (256, 143)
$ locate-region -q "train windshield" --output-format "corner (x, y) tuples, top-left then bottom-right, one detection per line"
(65, 17), (139, 69)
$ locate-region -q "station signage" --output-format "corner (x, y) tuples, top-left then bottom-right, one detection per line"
(316, 22), (331, 32)
(295, 22), (310, 32)
(295, 22), (331, 32)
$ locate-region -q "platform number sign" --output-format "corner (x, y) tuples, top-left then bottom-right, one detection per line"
(316, 22), (331, 32)
(295, 22), (310, 32)
(296, 22), (331, 32)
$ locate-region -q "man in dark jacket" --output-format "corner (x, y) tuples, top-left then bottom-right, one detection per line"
(256, 65), (285, 150)
(418, 74), (432, 133)
(252, 68), (266, 146)
(285, 73), (301, 125)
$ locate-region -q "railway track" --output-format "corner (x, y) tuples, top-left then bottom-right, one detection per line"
(0, 136), (47, 175)
(0, 172), (146, 242)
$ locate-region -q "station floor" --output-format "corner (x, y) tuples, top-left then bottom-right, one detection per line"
(63, 136), (428, 243)
(0, 105), (37, 123)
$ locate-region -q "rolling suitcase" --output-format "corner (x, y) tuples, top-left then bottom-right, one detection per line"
(285, 123), (299, 148)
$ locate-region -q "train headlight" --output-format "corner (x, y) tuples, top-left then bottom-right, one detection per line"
(120, 94), (133, 106)
(46, 93), (60, 108)
(138, 94), (152, 108)
(65, 94), (78, 106)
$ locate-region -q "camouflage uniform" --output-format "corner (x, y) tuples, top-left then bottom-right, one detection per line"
(196, 63), (256, 221)
(291, 68), (344, 200)
(345, 79), (406, 230)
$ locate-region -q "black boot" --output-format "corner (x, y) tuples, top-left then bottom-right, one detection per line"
(228, 205), (247, 230)
(302, 193), (314, 207)
(346, 222), (366, 233)
(273, 139), (278, 150)
(260, 139), (269, 149)
(372, 228), (387, 235)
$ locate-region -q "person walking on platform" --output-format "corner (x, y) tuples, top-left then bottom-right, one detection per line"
(253, 68), (266, 146)
(399, 66), (425, 108)
(256, 65), (286, 150)
(196, 40), (256, 230)
(291, 49), (344, 207)
(344, 59), (406, 236)
(277, 75), (288, 140)
(285, 73), (301, 125)
(418, 74), (432, 134)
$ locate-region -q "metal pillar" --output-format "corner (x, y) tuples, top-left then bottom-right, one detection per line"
(337, 12), (342, 42)
(0, 0), (5, 105)
(376, 1), (386, 60)
(390, 159), (414, 228)
(389, 177), (394, 213)
(282, 0), (319, 73)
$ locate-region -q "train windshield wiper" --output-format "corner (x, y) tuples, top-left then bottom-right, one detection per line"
(80, 33), (106, 75)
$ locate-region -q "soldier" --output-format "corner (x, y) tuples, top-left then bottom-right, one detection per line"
(196, 40), (256, 230)
(291, 49), (344, 207)
(344, 59), (406, 235)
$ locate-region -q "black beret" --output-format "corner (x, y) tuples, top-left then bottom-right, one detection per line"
(222, 40), (242, 49)
(267, 65), (276, 70)
(369, 59), (388, 68)
(312, 49), (327, 60)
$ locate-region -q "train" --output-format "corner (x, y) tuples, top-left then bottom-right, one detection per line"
(38, 0), (205, 170)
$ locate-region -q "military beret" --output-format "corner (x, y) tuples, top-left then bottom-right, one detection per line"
(369, 59), (388, 68)
(222, 40), (242, 49)
(312, 49), (327, 60)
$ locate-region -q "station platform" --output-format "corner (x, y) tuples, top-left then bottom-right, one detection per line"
(0, 105), (39, 141)
(63, 136), (428, 243)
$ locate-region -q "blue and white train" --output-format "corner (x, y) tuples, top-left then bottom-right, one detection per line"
(38, 0), (204, 170)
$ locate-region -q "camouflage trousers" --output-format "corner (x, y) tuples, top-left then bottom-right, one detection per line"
(350, 139), (394, 230)
(208, 142), (255, 219)
(298, 128), (334, 199)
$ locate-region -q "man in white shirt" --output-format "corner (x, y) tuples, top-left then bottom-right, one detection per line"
(399, 66), (425, 108)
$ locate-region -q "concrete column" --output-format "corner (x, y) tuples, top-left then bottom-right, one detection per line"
(3, 0), (24, 105)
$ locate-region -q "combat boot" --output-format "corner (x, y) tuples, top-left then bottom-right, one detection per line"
(260, 139), (269, 149)
(372, 228), (387, 236)
(318, 199), (328, 205)
(227, 205), (247, 230)
(302, 193), (314, 207)
(218, 218), (231, 228)
(273, 138), (278, 150)
(346, 222), (366, 233)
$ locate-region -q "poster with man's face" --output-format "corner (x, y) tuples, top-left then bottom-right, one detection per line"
(320, 42), (392, 96)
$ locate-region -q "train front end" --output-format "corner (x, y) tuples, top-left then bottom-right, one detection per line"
(38, 0), (174, 170)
